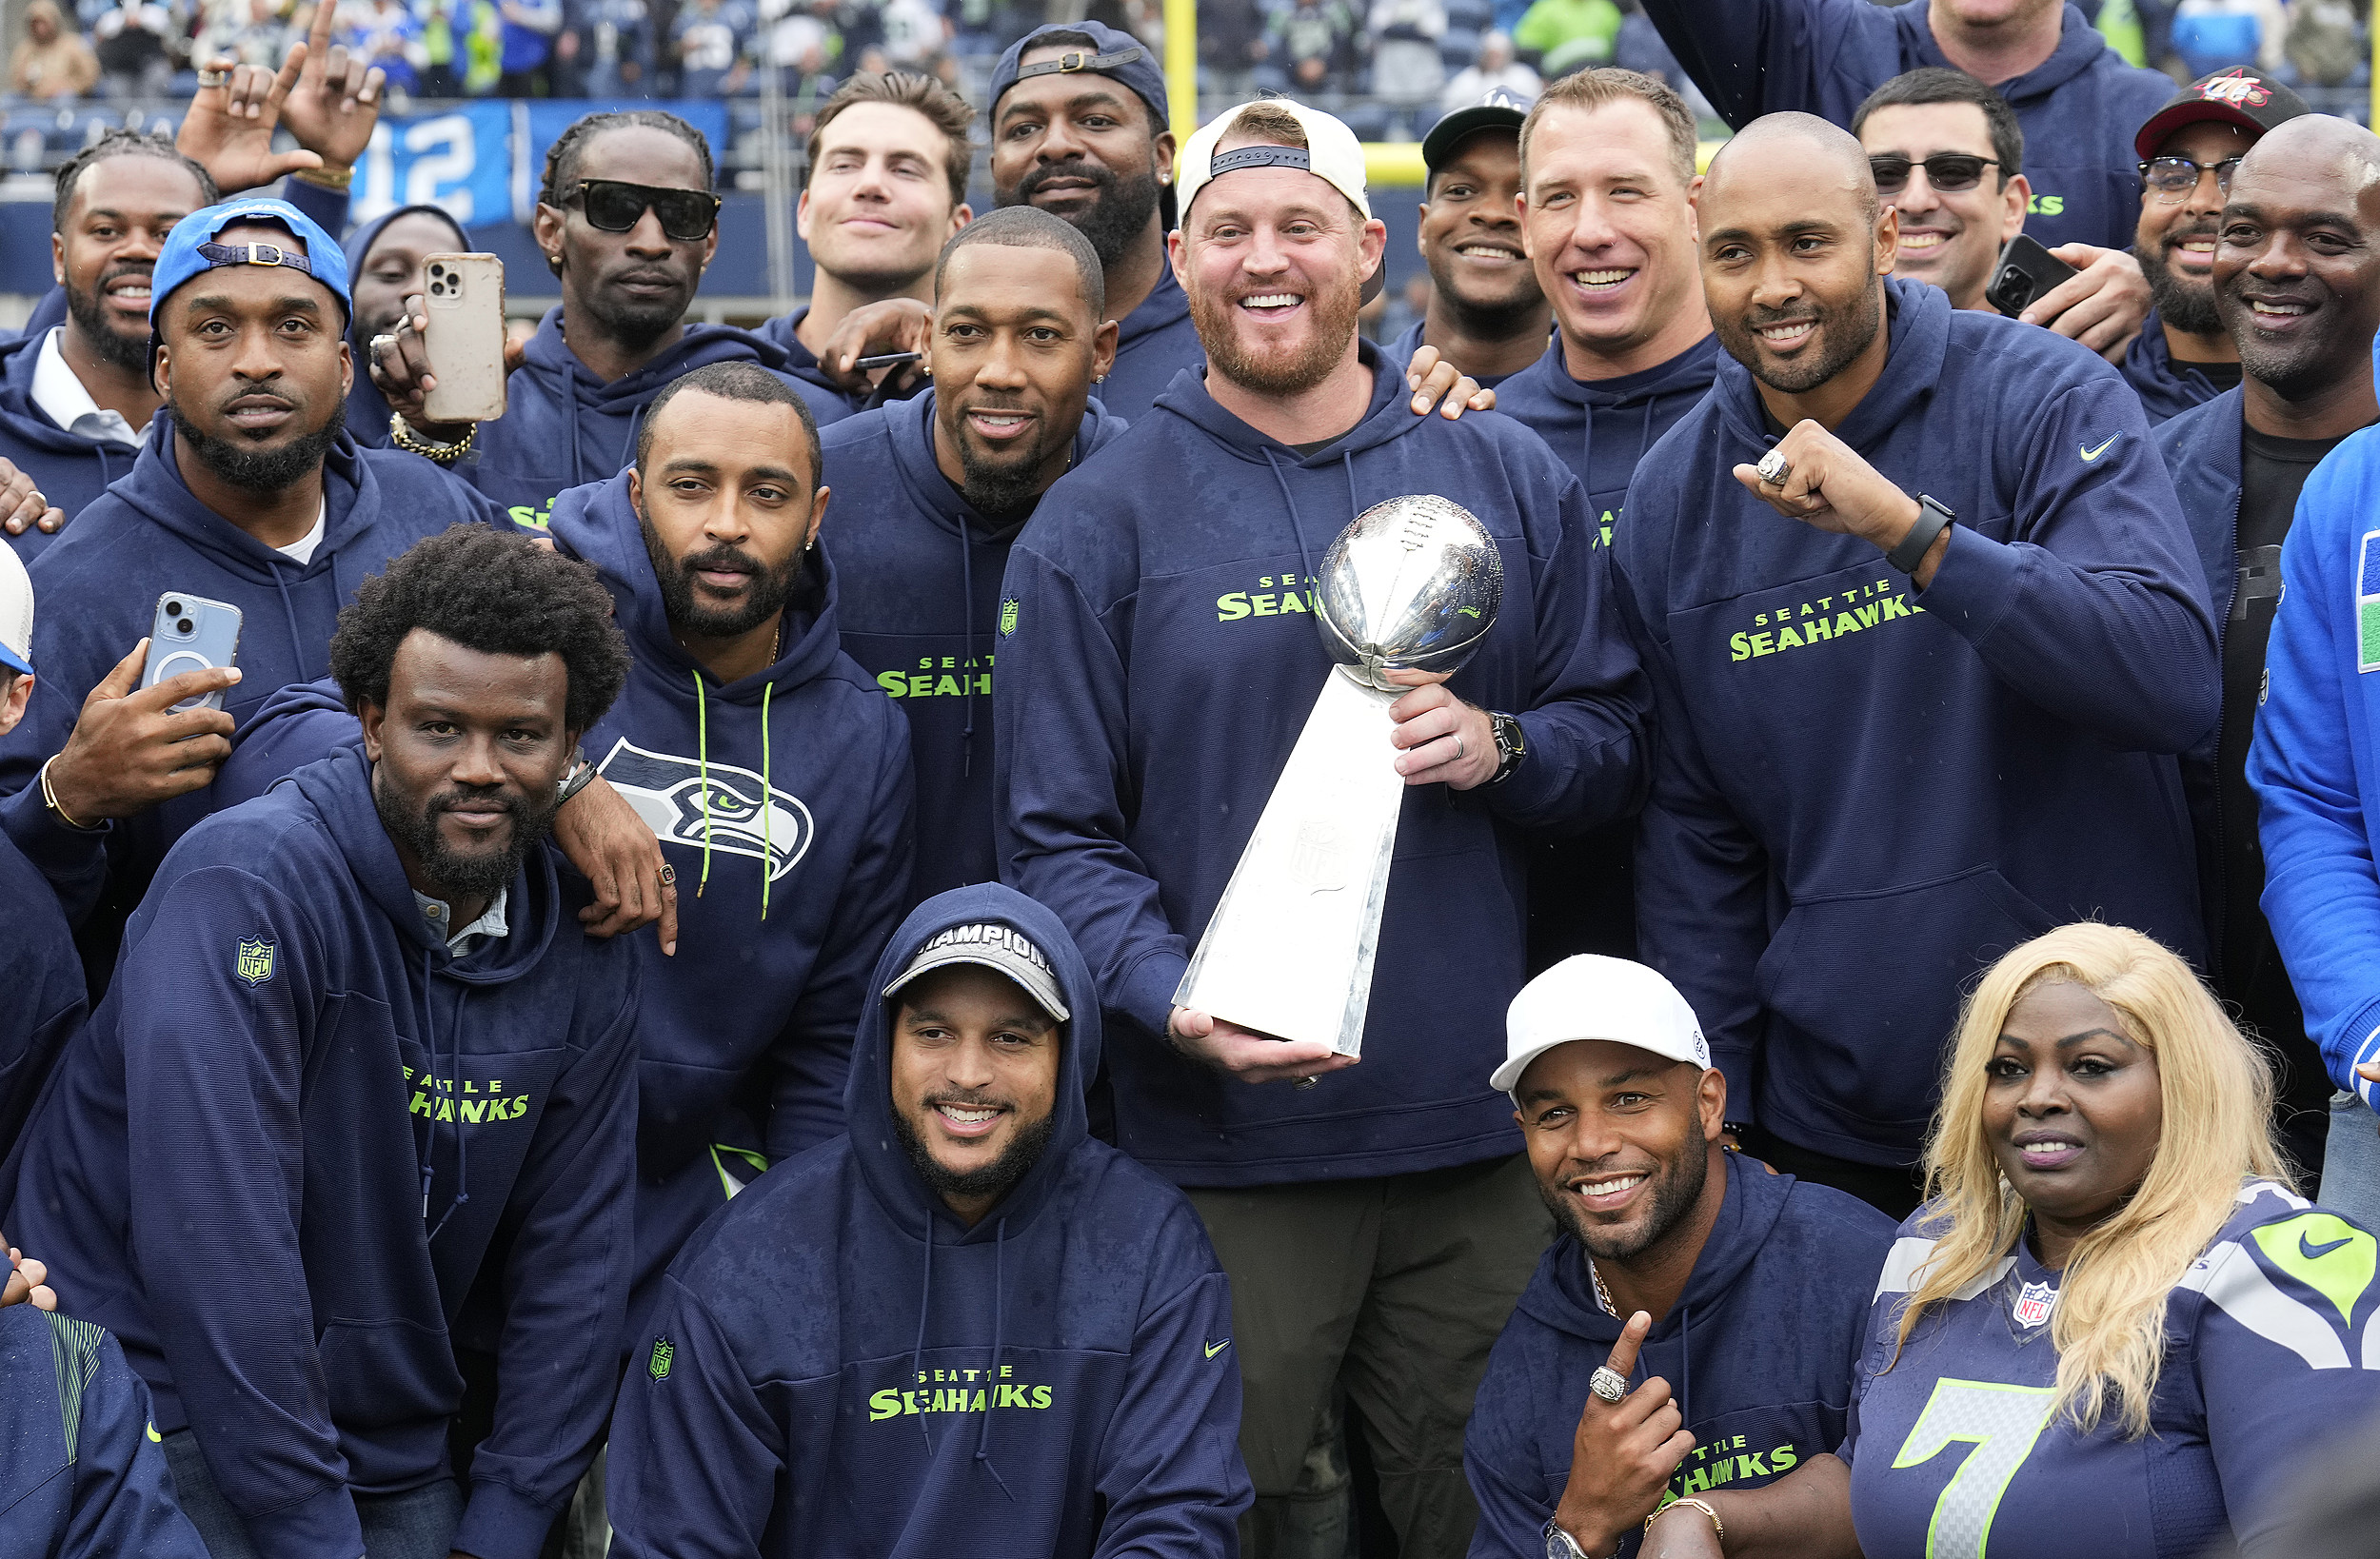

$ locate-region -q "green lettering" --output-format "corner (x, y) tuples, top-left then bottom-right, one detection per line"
(869, 1389), (902, 1422)
(1803, 618), (1832, 641)
(1217, 593), (1250, 621)
(877, 671), (907, 697)
(970, 1389), (986, 1411)
(409, 1092), (430, 1116)
(1681, 1467), (1710, 1494)
(1031, 1385), (1052, 1409)
(1750, 631), (1775, 657)
(461, 1099), (486, 1123)
(932, 676), (961, 697)
(1771, 1443), (1798, 1471)
(1834, 611), (1861, 636)
(1880, 595), (1912, 620)
(1738, 1451), (1770, 1477)
(1251, 594), (1278, 616)
(907, 674), (936, 696)
(1856, 603), (1879, 628)
(1730, 632), (1753, 662)
(1776, 625), (1805, 649)
(1279, 589), (1309, 614)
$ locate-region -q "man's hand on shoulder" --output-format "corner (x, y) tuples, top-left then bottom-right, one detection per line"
(552, 773), (679, 954)
(2017, 244), (2151, 364)
(2, 1240), (55, 1312)
(0, 456), (67, 538)
(1166, 1007), (1359, 1084)
(1404, 345), (1495, 420)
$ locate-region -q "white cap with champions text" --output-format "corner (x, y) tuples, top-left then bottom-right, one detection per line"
(0, 541), (31, 677)
(1176, 98), (1373, 222)
(883, 920), (1071, 1023)
(1490, 955), (1711, 1098)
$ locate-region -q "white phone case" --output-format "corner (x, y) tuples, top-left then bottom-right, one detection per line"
(421, 252), (508, 424)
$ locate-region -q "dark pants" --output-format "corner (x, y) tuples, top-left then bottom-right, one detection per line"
(1742, 1126), (1928, 1222)
(1187, 1153), (1552, 1559)
(162, 1430), (462, 1559)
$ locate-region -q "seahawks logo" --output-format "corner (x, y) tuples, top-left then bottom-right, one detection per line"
(596, 738), (814, 882)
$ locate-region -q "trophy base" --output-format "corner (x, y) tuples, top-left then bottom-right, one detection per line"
(1175, 668), (1404, 1057)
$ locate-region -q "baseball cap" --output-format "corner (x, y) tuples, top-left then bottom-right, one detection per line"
(990, 21), (1171, 135)
(149, 197), (353, 332)
(883, 920), (1071, 1023)
(2133, 68), (2310, 161)
(1420, 86), (1531, 176)
(1490, 955), (1711, 1096)
(0, 541), (31, 677)
(1178, 98), (1372, 223)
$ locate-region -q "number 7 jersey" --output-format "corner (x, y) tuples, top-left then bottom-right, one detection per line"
(1841, 1179), (2380, 1558)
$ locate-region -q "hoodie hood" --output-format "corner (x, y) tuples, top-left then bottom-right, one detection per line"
(1095, 266), (1205, 422)
(0, 327), (140, 555)
(844, 882), (1103, 1244)
(881, 384), (1128, 544)
(1710, 279), (1944, 460)
(342, 204), (472, 446)
(2120, 307), (2231, 427)
(1498, 331), (1720, 526)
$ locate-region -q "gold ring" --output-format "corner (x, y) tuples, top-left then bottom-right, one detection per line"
(197, 68), (228, 87)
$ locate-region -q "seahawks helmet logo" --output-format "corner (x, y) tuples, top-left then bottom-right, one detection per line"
(596, 738), (814, 882)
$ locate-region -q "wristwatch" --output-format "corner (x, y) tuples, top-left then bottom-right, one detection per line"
(1484, 710), (1527, 787)
(1544, 1517), (1593, 1559)
(1888, 494), (1955, 573)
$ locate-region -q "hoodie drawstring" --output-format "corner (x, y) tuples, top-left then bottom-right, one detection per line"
(974, 1216), (1014, 1498)
(689, 667), (776, 922)
(692, 670), (715, 896)
(760, 679), (774, 922)
(910, 1229), (936, 1451)
(417, 949), (472, 1240)
(957, 522), (978, 780)
(1259, 447), (1363, 615)
(270, 563), (308, 681)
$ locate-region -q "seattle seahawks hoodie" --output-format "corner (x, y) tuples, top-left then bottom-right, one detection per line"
(341, 203), (471, 449)
(0, 329), (144, 562)
(1616, 279), (2215, 1167)
(995, 341), (1649, 1187)
(1097, 266), (1205, 424)
(1492, 333), (1722, 547)
(5, 744), (640, 1559)
(606, 881), (1252, 1559)
(754, 306), (864, 429)
(822, 386), (1128, 905)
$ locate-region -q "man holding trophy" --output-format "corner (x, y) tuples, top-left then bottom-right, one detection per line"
(994, 98), (1647, 1559)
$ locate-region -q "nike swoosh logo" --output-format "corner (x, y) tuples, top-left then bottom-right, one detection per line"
(1204, 1339), (1231, 1359)
(2080, 435), (2120, 462)
(2303, 1233), (2355, 1261)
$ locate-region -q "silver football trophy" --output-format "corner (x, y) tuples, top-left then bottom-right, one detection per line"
(1176, 495), (1504, 1056)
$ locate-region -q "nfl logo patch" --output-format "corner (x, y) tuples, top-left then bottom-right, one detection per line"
(1000, 598), (1021, 637)
(235, 937), (275, 987)
(649, 1337), (673, 1381)
(2013, 1279), (2056, 1329)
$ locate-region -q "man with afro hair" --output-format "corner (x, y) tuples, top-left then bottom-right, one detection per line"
(6, 524), (643, 1559)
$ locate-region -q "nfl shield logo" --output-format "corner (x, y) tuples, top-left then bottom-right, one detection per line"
(2013, 1280), (2057, 1328)
(649, 1338), (673, 1381)
(235, 937), (275, 987)
(1000, 598), (1020, 637)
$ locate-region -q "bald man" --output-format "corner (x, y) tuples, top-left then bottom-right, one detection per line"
(1609, 113), (2216, 1215)
(2192, 120), (2380, 1215)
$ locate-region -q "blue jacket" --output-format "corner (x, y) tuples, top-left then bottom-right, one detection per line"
(0, 419), (509, 932)
(0, 328), (144, 562)
(1639, 0), (2172, 252)
(994, 345), (1650, 1186)
(822, 387), (1129, 907)
(2123, 310), (2230, 427)
(1465, 1151), (1895, 1557)
(606, 881), (1252, 1559)
(1615, 280), (2215, 1166)
(1492, 333), (1721, 550)
(753, 306), (865, 430)
(340, 203), (471, 450)
(0, 830), (85, 1211)
(1097, 265), (1205, 424)
(466, 308), (818, 527)
(0, 1305), (208, 1559)
(6, 745), (640, 1559)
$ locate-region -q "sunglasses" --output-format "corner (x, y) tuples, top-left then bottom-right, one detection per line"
(2137, 154), (2246, 204)
(1867, 153), (2001, 194)
(561, 179), (722, 241)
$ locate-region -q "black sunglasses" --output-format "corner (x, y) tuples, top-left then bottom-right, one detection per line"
(562, 179), (722, 241)
(2138, 154), (2246, 204)
(1867, 153), (2002, 194)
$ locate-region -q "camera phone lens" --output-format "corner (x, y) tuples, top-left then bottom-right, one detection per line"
(176, 619), (194, 634)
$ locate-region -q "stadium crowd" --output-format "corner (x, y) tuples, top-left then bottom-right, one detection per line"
(4, 0), (2380, 1555)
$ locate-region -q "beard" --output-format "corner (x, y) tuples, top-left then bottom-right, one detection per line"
(373, 766), (559, 911)
(1537, 1140), (1710, 1264)
(1004, 156), (1163, 270)
(1191, 268), (1364, 398)
(2140, 221), (2223, 336)
(892, 1094), (1057, 1206)
(581, 266), (691, 354)
(1719, 280), (1885, 396)
(637, 502), (802, 641)
(67, 263), (154, 374)
(948, 404), (1068, 520)
(168, 392), (345, 495)
(1421, 245), (1543, 337)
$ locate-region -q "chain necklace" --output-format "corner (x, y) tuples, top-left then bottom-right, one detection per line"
(1589, 1254), (1616, 1317)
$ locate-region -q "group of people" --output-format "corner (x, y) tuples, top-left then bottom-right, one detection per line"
(2, 0), (2380, 1552)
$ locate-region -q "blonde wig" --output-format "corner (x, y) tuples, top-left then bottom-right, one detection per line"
(1892, 922), (2287, 1437)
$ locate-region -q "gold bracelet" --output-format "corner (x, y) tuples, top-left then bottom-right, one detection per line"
(1646, 1497), (1723, 1544)
(292, 163), (354, 191)
(389, 412), (476, 464)
(38, 756), (99, 833)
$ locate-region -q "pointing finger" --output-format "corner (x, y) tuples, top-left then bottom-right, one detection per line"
(1602, 1309), (1652, 1384)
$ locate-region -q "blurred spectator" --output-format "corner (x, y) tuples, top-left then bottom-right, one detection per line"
(755, 0), (823, 68)
(462, 0), (506, 91)
(1439, 29), (1538, 108)
(1370, 0), (1449, 104)
(1512, 0), (1620, 76)
(878, 0), (947, 67)
(191, 0), (292, 69)
(672, 0), (752, 94)
(7, 0), (102, 99)
(1199, 0), (1265, 97)
(2284, 0), (2365, 86)
(581, 0), (655, 93)
(90, 0), (178, 99)
(1258, 0), (1358, 93)
(344, 0), (425, 93)
(1614, 0), (1687, 91)
(498, 0), (564, 91)
(2169, 0), (2285, 78)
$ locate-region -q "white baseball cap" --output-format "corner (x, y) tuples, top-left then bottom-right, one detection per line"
(0, 541), (30, 677)
(1177, 98), (1372, 222)
(1491, 956), (1712, 1096)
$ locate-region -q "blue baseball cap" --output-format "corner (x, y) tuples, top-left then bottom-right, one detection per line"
(149, 197), (353, 335)
(988, 22), (1171, 136)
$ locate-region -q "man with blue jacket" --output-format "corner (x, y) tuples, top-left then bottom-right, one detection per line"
(1468, 957), (1892, 1559)
(2153, 116), (2380, 1193)
(608, 882), (1252, 1557)
(7, 525), (641, 1559)
(1616, 115), (2213, 1216)
(997, 98), (1647, 1558)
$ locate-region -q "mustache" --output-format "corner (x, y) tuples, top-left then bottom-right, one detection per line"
(1743, 302), (1822, 327)
(2162, 217), (2219, 251)
(677, 541), (764, 578)
(922, 1090), (1013, 1111)
(428, 785), (522, 820)
(1016, 158), (1117, 201)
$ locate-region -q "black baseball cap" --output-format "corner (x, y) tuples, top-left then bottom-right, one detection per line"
(989, 22), (1171, 133)
(1421, 87), (1532, 176)
(2133, 68), (2310, 160)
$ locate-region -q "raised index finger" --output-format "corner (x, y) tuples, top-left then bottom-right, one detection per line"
(305, 0), (336, 62)
(1602, 1309), (1653, 1384)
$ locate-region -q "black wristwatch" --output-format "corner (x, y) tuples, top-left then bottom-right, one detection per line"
(1484, 710), (1527, 786)
(1888, 494), (1955, 573)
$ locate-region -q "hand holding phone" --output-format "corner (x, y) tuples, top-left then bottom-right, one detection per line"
(420, 253), (508, 425)
(140, 592), (244, 714)
(1984, 235), (2081, 320)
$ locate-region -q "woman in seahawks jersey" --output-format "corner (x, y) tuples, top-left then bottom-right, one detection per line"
(1634, 922), (2380, 1559)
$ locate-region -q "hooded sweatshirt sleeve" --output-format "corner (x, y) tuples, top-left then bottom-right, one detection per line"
(45, 1314), (211, 1559)
(1461, 1316), (1560, 1559)
(116, 865), (364, 1559)
(1910, 377), (2217, 754)
(0, 662), (111, 927)
(1636, 0), (1898, 128)
(452, 951), (642, 1559)
(605, 1273), (781, 1559)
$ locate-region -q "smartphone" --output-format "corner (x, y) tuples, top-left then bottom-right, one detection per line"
(1984, 234), (2079, 319)
(420, 252), (508, 424)
(855, 350), (922, 370)
(140, 592), (243, 713)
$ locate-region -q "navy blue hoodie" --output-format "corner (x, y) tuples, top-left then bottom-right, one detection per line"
(822, 387), (1129, 906)
(341, 203), (471, 450)
(1465, 1151), (1895, 1557)
(0, 829), (85, 1207)
(606, 882), (1252, 1559)
(754, 306), (865, 429)
(1615, 279), (2214, 1167)
(467, 307), (820, 528)
(0, 419), (508, 932)
(1493, 333), (1722, 551)
(995, 345), (1649, 1186)
(6, 744), (639, 1559)
(1640, 0), (2172, 252)
(0, 1305), (208, 1559)
(0, 327), (145, 562)
(2122, 309), (2232, 427)
(1094, 265), (1205, 424)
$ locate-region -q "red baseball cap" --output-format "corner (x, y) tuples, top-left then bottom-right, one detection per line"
(2133, 68), (2310, 161)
